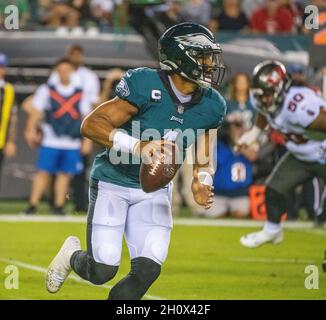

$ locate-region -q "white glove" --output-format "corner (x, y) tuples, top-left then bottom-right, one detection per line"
(235, 126), (261, 151)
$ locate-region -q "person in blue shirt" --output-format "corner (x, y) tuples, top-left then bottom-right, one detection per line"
(204, 115), (258, 218)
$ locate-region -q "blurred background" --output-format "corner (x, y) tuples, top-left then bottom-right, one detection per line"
(0, 0), (326, 223)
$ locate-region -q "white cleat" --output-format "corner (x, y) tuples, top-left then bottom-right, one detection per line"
(46, 236), (81, 293)
(240, 230), (283, 248)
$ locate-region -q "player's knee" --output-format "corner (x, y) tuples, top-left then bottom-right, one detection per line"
(132, 257), (161, 285)
(94, 243), (121, 266)
(149, 241), (169, 265)
(142, 231), (170, 264)
(88, 258), (118, 285)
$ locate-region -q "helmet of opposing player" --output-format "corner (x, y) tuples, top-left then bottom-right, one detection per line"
(251, 60), (292, 117)
(158, 22), (226, 88)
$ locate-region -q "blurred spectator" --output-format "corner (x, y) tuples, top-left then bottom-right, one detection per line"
(145, 0), (186, 34)
(64, 44), (99, 212)
(281, 0), (304, 33)
(41, 0), (81, 28)
(0, 53), (17, 185)
(160, 0), (185, 28)
(90, 0), (120, 27)
(100, 68), (125, 103)
(250, 0), (295, 34)
(22, 58), (92, 215)
(72, 0), (92, 25)
(241, 0), (264, 20)
(113, 0), (129, 30)
(225, 72), (255, 129)
(209, 0), (249, 32)
(287, 63), (307, 84)
(182, 0), (211, 27)
(0, 0), (30, 28)
(203, 117), (258, 218)
(64, 44), (100, 106)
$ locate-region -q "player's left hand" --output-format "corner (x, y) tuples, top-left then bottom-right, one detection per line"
(191, 170), (214, 209)
(3, 141), (17, 158)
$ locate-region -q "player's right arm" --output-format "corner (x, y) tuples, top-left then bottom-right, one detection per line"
(81, 97), (171, 161)
(81, 97), (138, 148)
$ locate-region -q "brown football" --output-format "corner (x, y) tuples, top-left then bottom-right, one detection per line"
(140, 142), (181, 193)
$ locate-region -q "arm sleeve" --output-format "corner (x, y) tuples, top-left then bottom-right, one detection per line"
(32, 84), (49, 112)
(114, 69), (148, 110)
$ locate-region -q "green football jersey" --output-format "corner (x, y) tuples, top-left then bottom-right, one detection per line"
(91, 67), (227, 188)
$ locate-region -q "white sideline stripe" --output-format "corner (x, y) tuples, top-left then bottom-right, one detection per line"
(231, 257), (316, 265)
(0, 258), (165, 301)
(0, 214), (321, 230)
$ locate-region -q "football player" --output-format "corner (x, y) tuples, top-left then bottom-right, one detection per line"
(237, 60), (326, 248)
(45, 22), (227, 299)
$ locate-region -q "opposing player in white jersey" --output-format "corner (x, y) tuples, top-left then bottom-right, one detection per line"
(236, 60), (326, 248)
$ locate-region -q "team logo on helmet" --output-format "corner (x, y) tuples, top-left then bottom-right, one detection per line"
(174, 33), (214, 48)
(261, 67), (285, 86)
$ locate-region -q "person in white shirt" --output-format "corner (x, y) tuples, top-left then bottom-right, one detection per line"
(23, 58), (92, 215)
(236, 60), (326, 248)
(65, 44), (100, 107)
(65, 44), (100, 212)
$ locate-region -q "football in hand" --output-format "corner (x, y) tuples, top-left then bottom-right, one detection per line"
(140, 141), (181, 193)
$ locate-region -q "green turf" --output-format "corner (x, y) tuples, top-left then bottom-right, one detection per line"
(0, 221), (325, 300)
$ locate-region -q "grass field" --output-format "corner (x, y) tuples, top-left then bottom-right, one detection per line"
(0, 213), (326, 300)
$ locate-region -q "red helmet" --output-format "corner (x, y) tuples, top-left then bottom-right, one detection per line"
(251, 60), (292, 116)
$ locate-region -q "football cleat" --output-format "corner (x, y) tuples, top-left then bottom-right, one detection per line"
(46, 236), (81, 293)
(240, 230), (283, 248)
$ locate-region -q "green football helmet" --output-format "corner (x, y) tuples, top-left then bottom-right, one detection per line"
(158, 22), (226, 88)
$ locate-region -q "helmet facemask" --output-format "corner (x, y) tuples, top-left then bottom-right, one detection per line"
(250, 87), (280, 116)
(184, 46), (226, 88)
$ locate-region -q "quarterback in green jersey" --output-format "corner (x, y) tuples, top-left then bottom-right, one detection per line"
(46, 22), (227, 299)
